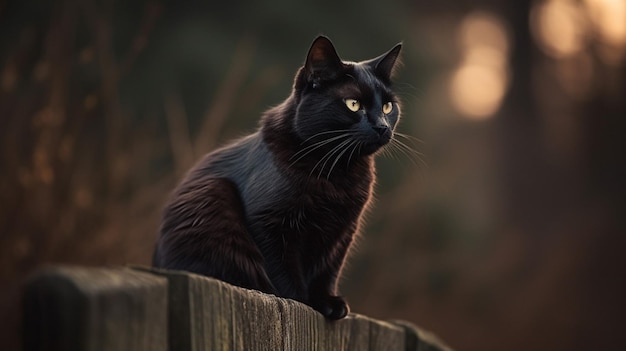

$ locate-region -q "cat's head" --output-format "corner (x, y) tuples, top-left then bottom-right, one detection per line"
(292, 36), (402, 157)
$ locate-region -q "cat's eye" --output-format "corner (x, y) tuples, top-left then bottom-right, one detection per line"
(345, 99), (361, 112)
(382, 102), (393, 114)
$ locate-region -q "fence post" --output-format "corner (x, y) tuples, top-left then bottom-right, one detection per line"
(22, 266), (168, 351)
(22, 265), (452, 351)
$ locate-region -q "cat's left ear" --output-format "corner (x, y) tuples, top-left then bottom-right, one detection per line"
(367, 43), (402, 82)
(304, 36), (345, 86)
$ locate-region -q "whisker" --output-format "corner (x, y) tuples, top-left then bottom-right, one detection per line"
(394, 131), (425, 145)
(327, 139), (358, 180)
(310, 139), (352, 180)
(288, 133), (352, 167)
(319, 139), (353, 179)
(292, 133), (349, 159)
(300, 129), (354, 145)
(394, 137), (426, 159)
(386, 142), (417, 167)
(389, 138), (429, 169)
(346, 140), (361, 168)
(379, 143), (399, 161)
(307, 140), (342, 178)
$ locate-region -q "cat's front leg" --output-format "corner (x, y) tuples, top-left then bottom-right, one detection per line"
(306, 233), (354, 320)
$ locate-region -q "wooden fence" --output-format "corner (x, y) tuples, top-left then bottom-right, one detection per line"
(22, 266), (452, 351)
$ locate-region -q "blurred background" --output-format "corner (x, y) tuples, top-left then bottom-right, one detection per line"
(1, 0), (625, 350)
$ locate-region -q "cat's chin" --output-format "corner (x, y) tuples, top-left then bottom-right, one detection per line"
(362, 139), (391, 156)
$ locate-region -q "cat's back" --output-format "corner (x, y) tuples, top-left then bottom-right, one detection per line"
(179, 131), (286, 210)
(193, 132), (269, 180)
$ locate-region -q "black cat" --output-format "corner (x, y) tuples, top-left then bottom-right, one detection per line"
(153, 36), (402, 320)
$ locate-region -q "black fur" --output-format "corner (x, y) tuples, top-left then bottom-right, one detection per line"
(153, 36), (402, 320)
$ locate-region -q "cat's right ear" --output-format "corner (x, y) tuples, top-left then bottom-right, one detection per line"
(366, 43), (402, 83)
(304, 36), (344, 87)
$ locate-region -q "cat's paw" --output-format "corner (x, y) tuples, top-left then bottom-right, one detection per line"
(312, 295), (349, 320)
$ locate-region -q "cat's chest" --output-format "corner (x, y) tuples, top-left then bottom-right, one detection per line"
(234, 143), (374, 235)
(248, 175), (371, 235)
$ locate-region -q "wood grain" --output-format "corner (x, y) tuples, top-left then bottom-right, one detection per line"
(23, 266), (452, 351)
(22, 266), (168, 351)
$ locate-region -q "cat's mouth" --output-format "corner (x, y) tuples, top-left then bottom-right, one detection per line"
(373, 126), (393, 145)
(378, 129), (393, 144)
(371, 121), (393, 143)
(362, 130), (393, 154)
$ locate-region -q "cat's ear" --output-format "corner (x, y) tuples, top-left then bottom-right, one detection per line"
(367, 43), (402, 82)
(304, 36), (344, 86)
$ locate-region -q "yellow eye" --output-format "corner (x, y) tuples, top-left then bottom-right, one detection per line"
(345, 99), (361, 112)
(382, 102), (393, 114)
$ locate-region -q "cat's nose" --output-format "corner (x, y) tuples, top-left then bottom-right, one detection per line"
(373, 124), (392, 142)
(373, 125), (389, 136)
(372, 118), (391, 137)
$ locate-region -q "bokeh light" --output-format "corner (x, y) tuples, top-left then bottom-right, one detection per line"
(532, 0), (626, 65)
(451, 64), (508, 119)
(583, 0), (626, 65)
(450, 11), (509, 120)
(458, 12), (509, 55)
(584, 0), (626, 46)
(531, 0), (588, 59)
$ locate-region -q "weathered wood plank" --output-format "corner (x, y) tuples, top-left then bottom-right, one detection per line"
(391, 320), (453, 351)
(138, 267), (420, 351)
(23, 265), (452, 351)
(362, 314), (406, 350)
(22, 266), (168, 351)
(140, 267), (286, 351)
